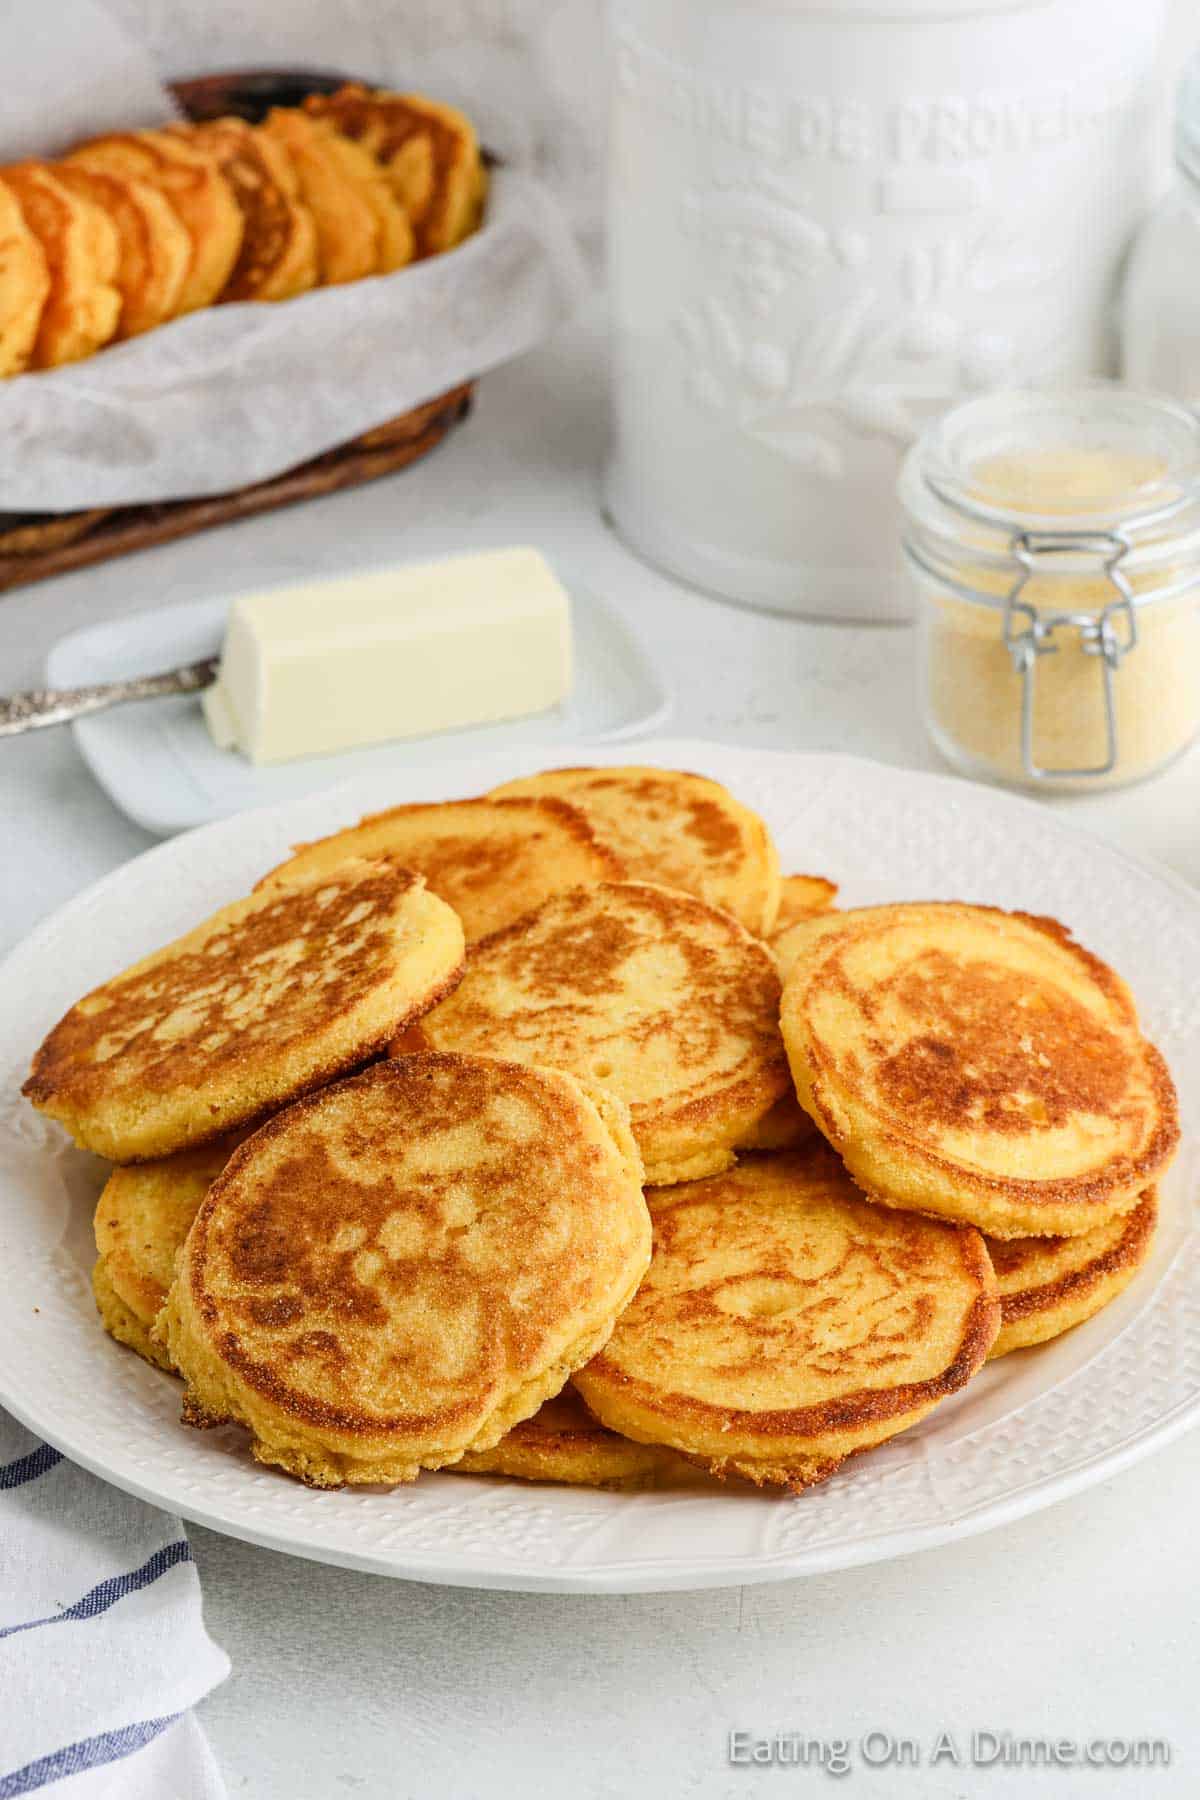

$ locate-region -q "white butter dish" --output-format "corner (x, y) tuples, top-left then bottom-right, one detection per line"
(47, 583), (669, 836)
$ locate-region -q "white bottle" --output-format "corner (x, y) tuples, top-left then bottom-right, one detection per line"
(1123, 50), (1200, 404)
(605, 0), (1169, 622)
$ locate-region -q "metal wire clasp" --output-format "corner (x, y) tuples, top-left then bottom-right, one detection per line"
(1002, 529), (1138, 781)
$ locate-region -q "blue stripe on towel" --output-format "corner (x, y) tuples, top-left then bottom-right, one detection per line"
(0, 1445), (63, 1490)
(0, 1541), (191, 1641)
(0, 1711), (181, 1796)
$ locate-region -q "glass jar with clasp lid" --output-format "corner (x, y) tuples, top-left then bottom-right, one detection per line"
(900, 387), (1200, 792)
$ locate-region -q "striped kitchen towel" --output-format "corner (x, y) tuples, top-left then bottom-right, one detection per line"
(0, 1411), (230, 1797)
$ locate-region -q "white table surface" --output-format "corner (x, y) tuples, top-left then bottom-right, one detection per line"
(3, 313), (1198, 1798)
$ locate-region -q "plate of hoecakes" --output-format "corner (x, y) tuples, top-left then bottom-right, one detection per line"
(1, 739), (1198, 1593)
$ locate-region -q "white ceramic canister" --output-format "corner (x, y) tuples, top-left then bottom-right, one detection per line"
(604, 0), (1168, 621)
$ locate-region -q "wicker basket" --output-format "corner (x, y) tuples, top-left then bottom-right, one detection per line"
(0, 69), (477, 594)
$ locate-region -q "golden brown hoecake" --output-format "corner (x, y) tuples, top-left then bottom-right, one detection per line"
(66, 129), (243, 313)
(574, 1144), (1000, 1492)
(488, 766), (782, 936)
(260, 795), (624, 943)
(779, 901), (1178, 1238)
(24, 856), (465, 1162)
(1, 162), (120, 366)
(985, 1188), (1158, 1357)
(411, 879), (792, 1185)
(158, 1054), (650, 1487)
(453, 1386), (691, 1489)
(302, 85), (484, 257)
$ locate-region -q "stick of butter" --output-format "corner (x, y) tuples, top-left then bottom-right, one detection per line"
(202, 546), (572, 764)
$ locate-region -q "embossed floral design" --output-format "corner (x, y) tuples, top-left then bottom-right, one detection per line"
(675, 174), (1023, 475)
(681, 172), (868, 320)
(676, 290), (999, 477)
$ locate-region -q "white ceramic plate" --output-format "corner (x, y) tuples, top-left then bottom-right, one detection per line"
(46, 586), (670, 836)
(1, 741), (1197, 1594)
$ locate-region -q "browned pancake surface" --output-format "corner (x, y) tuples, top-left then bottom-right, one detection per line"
(159, 1054), (650, 1486)
(53, 162), (190, 336)
(303, 84), (482, 255)
(67, 129), (243, 313)
(415, 880), (791, 1184)
(454, 1387), (689, 1489)
(260, 110), (379, 284)
(0, 174), (49, 374)
(2, 162), (120, 366)
(24, 857), (464, 1161)
(262, 796), (625, 942)
(175, 118), (317, 303)
(489, 766), (781, 935)
(575, 1144), (1000, 1491)
(781, 902), (1179, 1238)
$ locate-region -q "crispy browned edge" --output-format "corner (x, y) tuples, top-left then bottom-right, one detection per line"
(455, 1397), (689, 1490)
(581, 1216), (1000, 1445)
(495, 1409), (617, 1454)
(93, 1257), (179, 1374)
(794, 902), (1181, 1219)
(687, 1446), (852, 1496)
(774, 873), (839, 929)
(178, 1054), (608, 1441)
(782, 873), (838, 898)
(21, 904), (466, 1163)
(409, 878), (792, 1123)
(994, 1189), (1159, 1327)
(268, 793), (628, 884)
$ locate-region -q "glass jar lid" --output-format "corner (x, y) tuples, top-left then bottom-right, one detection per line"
(901, 385), (1200, 600)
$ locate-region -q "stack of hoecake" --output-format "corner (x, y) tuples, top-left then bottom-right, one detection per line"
(22, 766), (1177, 1494)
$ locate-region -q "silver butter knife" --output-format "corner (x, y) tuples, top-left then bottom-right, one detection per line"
(0, 658), (219, 737)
